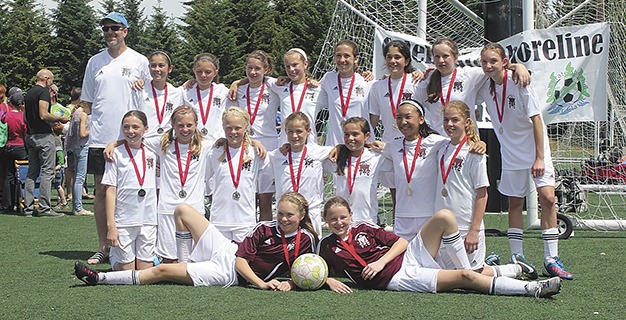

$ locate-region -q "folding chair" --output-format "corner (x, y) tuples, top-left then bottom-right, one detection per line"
(14, 160), (40, 213)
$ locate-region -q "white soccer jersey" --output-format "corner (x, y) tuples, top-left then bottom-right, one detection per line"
(144, 137), (212, 215)
(102, 144), (158, 227)
(477, 72), (552, 170)
(330, 148), (383, 224)
(81, 48), (150, 147)
(207, 144), (263, 228)
(270, 82), (320, 145)
(318, 71), (372, 146)
(413, 67), (487, 134)
(381, 134), (448, 218)
(132, 82), (184, 139)
(183, 82), (229, 146)
(234, 77), (280, 140)
(369, 74), (417, 143)
(434, 141), (489, 230)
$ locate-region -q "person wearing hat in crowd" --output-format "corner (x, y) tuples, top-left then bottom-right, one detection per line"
(23, 69), (70, 217)
(1, 92), (28, 212)
(81, 12), (150, 264)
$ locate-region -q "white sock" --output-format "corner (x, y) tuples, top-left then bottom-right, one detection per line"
(542, 228), (559, 260)
(441, 231), (471, 269)
(507, 228), (524, 255)
(98, 270), (140, 285)
(489, 264), (522, 278)
(176, 231), (193, 263)
(490, 276), (533, 296)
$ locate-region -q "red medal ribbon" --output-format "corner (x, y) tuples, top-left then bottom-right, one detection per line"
(288, 146), (307, 193)
(289, 81), (309, 113)
(281, 227), (301, 268)
(494, 69), (508, 126)
(439, 136), (468, 185)
(196, 84), (214, 127)
(151, 81), (168, 126)
(246, 81), (265, 126)
(402, 136), (423, 185)
(174, 141), (193, 191)
(440, 68), (458, 106)
(337, 73), (355, 118)
(346, 150), (363, 195)
(338, 229), (367, 267)
(225, 142), (245, 189)
(387, 73), (407, 120)
(123, 142), (146, 188)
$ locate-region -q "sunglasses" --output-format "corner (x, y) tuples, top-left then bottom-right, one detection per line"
(101, 25), (124, 32)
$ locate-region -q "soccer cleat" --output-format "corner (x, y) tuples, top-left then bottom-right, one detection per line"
(510, 253), (538, 280)
(543, 256), (573, 280)
(485, 252), (501, 266)
(75, 261), (99, 285)
(533, 277), (562, 299)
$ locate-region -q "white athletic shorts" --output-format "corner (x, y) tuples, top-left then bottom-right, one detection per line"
(156, 214), (177, 260)
(498, 163), (556, 198)
(256, 137), (277, 194)
(438, 229), (486, 271)
(110, 225), (157, 268)
(387, 233), (440, 293)
(214, 224), (255, 242)
(186, 224), (239, 287)
(394, 216), (432, 241)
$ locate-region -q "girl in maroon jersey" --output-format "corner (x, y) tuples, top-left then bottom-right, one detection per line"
(319, 196), (561, 298)
(74, 192), (318, 291)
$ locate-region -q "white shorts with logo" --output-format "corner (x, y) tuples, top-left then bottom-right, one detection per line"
(186, 224), (239, 287)
(498, 163), (556, 198)
(387, 233), (440, 293)
(110, 225), (157, 268)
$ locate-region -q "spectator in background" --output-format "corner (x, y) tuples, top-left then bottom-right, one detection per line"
(0, 85), (8, 204)
(66, 101), (93, 216)
(1, 92), (27, 212)
(23, 69), (69, 217)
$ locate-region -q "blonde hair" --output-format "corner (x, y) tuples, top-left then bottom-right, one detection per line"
(160, 105), (203, 156)
(443, 100), (480, 146)
(218, 107), (252, 163)
(284, 112), (311, 144)
(279, 192), (318, 241)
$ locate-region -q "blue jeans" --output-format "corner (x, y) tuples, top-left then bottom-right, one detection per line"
(24, 134), (56, 214)
(71, 146), (88, 212)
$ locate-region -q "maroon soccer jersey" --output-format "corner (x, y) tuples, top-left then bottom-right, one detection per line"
(235, 221), (316, 285)
(318, 221), (404, 289)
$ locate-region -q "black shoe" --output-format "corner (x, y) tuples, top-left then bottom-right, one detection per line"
(74, 261), (99, 285)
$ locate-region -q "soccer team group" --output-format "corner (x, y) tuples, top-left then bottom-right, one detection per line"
(73, 12), (572, 298)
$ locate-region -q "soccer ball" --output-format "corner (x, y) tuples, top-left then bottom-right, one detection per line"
(290, 253), (328, 290)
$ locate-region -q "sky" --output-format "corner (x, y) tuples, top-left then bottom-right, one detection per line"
(39, 0), (187, 22)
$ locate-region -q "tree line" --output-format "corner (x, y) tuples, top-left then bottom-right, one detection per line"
(0, 0), (334, 103)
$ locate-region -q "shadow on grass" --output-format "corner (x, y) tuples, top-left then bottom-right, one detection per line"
(40, 250), (96, 260)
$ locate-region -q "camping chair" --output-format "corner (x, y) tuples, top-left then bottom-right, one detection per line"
(14, 160), (40, 213)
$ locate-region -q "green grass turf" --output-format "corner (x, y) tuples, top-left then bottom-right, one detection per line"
(1, 209), (625, 319)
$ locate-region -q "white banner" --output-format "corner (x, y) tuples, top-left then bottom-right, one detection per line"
(373, 28), (430, 78)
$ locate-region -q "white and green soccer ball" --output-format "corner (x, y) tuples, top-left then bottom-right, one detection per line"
(290, 253), (329, 290)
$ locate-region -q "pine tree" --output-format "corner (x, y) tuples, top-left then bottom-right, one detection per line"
(98, 0), (119, 17)
(0, 0), (53, 89)
(120, 0), (146, 49)
(50, 0), (100, 100)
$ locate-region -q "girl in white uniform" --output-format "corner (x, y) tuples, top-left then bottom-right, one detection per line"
(330, 117), (383, 224)
(183, 53), (229, 146)
(267, 112), (333, 235)
(318, 40), (371, 147)
(75, 192), (318, 291)
(379, 100), (447, 240)
(102, 111), (158, 271)
(233, 50), (280, 221)
(478, 43), (572, 280)
(207, 107), (264, 241)
(131, 51), (184, 139)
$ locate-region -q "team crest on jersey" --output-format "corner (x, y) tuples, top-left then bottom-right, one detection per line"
(166, 101), (174, 111)
(261, 93), (270, 104)
(191, 153), (199, 161)
(355, 86), (365, 97)
(402, 92), (412, 100)
(453, 80), (463, 92)
(508, 95), (516, 109)
(418, 148), (427, 158)
(147, 157), (154, 169)
(121, 66), (132, 77)
(213, 97), (221, 107)
(453, 158), (464, 171)
(359, 162), (371, 176)
(304, 157), (314, 167)
(242, 159), (252, 171)
(306, 91), (316, 100)
(355, 232), (370, 248)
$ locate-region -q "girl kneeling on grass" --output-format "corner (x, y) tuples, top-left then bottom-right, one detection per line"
(75, 192), (318, 291)
(319, 196), (561, 298)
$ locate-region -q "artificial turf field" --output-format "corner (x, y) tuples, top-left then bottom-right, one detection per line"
(1, 199), (625, 319)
